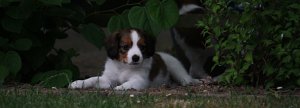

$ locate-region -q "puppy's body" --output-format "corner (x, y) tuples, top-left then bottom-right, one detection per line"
(69, 29), (199, 90)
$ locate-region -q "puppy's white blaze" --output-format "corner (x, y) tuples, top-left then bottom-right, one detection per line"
(131, 30), (140, 44)
(179, 4), (202, 15)
(127, 30), (143, 64)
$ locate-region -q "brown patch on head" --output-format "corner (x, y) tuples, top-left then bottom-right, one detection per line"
(149, 54), (167, 81)
(118, 30), (133, 63)
(105, 29), (133, 62)
(105, 28), (156, 62)
(133, 29), (156, 58)
(137, 36), (146, 51)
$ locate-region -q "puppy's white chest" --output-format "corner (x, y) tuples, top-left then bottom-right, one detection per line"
(118, 69), (132, 83)
(118, 68), (147, 83)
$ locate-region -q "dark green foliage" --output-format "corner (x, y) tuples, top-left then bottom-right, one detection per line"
(31, 69), (73, 88)
(108, 0), (179, 36)
(108, 10), (131, 33)
(0, 0), (179, 87)
(198, 0), (300, 88)
(0, 0), (101, 87)
(78, 23), (105, 50)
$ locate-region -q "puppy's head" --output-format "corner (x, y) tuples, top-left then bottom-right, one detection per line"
(105, 28), (156, 65)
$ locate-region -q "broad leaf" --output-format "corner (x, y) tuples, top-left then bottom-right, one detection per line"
(39, 0), (64, 6)
(5, 0), (36, 19)
(0, 37), (8, 46)
(94, 0), (106, 5)
(31, 70), (72, 88)
(45, 7), (85, 23)
(297, 79), (300, 86)
(62, 0), (71, 3)
(0, 65), (9, 86)
(244, 52), (253, 63)
(47, 49), (80, 79)
(79, 23), (105, 50)
(146, 0), (179, 29)
(0, 51), (22, 76)
(11, 38), (32, 51)
(0, 0), (20, 7)
(108, 10), (131, 33)
(128, 6), (161, 36)
(1, 17), (23, 33)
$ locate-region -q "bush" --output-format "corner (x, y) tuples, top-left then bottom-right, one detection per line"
(198, 0), (300, 88)
(0, 0), (179, 87)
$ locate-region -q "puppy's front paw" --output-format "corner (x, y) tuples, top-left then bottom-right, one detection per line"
(68, 80), (84, 89)
(180, 78), (201, 86)
(191, 78), (201, 84)
(114, 86), (126, 90)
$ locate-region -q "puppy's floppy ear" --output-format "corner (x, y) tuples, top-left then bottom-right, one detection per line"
(105, 32), (120, 59)
(143, 32), (156, 58)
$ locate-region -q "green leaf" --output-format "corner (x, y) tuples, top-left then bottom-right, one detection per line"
(94, 0), (106, 5)
(62, 0), (70, 3)
(213, 26), (221, 37)
(0, 37), (8, 47)
(128, 6), (161, 36)
(5, 0), (36, 19)
(282, 55), (291, 63)
(197, 20), (206, 28)
(0, 65), (9, 85)
(39, 0), (64, 6)
(212, 4), (220, 13)
(240, 13), (252, 23)
(45, 7), (84, 22)
(241, 63), (251, 72)
(289, 4), (300, 9)
(0, 51), (22, 76)
(79, 23), (105, 50)
(108, 10), (131, 33)
(263, 64), (275, 76)
(213, 55), (219, 63)
(31, 70), (72, 88)
(146, 0), (179, 29)
(244, 52), (253, 63)
(47, 49), (79, 80)
(223, 68), (236, 83)
(4, 51), (22, 75)
(1, 17), (23, 33)
(0, 0), (20, 7)
(297, 79), (300, 86)
(0, 52), (4, 60)
(265, 82), (274, 89)
(11, 38), (32, 51)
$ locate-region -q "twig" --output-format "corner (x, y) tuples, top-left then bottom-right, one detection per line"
(86, 0), (145, 18)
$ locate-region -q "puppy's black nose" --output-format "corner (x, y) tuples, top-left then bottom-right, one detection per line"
(132, 55), (140, 62)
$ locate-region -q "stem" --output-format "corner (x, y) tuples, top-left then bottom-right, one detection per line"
(86, 0), (145, 18)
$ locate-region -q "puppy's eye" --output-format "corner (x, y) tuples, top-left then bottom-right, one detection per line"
(121, 45), (130, 50)
(139, 45), (146, 51)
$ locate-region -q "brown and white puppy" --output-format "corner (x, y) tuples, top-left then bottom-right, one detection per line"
(69, 28), (199, 90)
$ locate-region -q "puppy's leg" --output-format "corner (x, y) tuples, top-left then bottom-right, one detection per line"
(69, 76), (111, 89)
(114, 76), (149, 90)
(157, 52), (200, 86)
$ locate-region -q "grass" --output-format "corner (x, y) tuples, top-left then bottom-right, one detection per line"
(1, 87), (300, 108)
